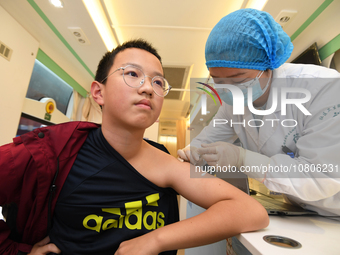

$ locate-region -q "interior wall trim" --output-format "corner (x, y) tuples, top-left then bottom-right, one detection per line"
(319, 33), (340, 61)
(37, 49), (88, 98)
(27, 0), (95, 81)
(290, 0), (333, 42)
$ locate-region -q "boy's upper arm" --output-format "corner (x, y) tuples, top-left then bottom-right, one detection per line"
(164, 159), (246, 209)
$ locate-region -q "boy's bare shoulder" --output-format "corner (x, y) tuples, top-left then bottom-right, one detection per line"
(146, 142), (187, 166)
(143, 142), (190, 187)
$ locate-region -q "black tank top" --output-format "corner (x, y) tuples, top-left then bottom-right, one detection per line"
(49, 128), (178, 255)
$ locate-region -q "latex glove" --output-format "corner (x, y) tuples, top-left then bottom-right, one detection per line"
(177, 146), (200, 165)
(197, 142), (244, 168)
(198, 142), (271, 182)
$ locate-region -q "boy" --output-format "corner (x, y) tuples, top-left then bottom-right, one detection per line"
(0, 39), (268, 255)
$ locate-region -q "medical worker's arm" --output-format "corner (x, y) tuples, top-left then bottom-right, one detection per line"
(198, 78), (340, 203)
(177, 102), (236, 164)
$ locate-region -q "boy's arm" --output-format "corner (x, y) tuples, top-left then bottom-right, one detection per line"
(0, 142), (32, 254)
(115, 158), (269, 254)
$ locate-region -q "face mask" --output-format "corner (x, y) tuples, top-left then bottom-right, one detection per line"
(218, 71), (271, 106)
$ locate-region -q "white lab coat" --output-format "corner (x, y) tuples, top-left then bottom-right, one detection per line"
(191, 63), (340, 216)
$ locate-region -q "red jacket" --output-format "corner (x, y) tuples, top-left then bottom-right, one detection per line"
(0, 121), (100, 254)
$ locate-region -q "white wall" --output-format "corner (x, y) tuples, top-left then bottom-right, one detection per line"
(144, 121), (159, 142)
(288, 0), (340, 62)
(0, 6), (39, 146)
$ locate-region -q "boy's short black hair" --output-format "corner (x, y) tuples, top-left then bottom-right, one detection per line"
(95, 39), (162, 84)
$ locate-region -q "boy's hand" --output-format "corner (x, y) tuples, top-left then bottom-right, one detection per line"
(114, 234), (160, 255)
(28, 236), (61, 255)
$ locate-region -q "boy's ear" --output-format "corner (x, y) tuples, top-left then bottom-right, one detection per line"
(91, 81), (104, 106)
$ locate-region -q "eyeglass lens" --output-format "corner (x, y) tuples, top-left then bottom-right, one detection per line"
(122, 66), (170, 96)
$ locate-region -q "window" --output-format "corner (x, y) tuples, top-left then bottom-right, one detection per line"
(26, 59), (73, 115)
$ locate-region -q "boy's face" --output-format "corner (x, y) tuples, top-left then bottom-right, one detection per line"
(93, 48), (164, 130)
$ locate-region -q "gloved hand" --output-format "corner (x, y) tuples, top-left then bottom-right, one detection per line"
(197, 142), (245, 168)
(177, 146), (200, 165)
(197, 141), (271, 182)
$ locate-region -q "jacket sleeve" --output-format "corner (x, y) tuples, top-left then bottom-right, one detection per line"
(0, 140), (33, 254)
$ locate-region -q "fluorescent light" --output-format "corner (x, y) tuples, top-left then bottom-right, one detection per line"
(245, 0), (268, 10)
(82, 0), (118, 51)
(159, 136), (177, 144)
(49, 0), (64, 8)
(103, 0), (122, 45)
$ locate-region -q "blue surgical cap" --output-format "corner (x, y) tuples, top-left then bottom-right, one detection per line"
(205, 9), (294, 70)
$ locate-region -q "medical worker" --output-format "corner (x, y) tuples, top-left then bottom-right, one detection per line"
(178, 8), (340, 216)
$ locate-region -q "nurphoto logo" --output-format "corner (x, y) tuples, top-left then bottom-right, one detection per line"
(197, 82), (312, 128)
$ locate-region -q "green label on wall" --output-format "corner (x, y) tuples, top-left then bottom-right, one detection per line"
(44, 113), (51, 121)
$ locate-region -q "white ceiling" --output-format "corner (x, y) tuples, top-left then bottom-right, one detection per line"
(0, 0), (327, 134)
